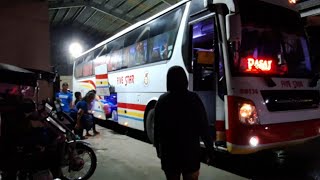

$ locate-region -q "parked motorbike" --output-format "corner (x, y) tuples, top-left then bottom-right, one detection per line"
(44, 100), (97, 180)
(0, 64), (97, 180)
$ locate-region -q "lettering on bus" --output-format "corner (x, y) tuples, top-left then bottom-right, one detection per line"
(247, 58), (273, 71)
(281, 80), (303, 88)
(117, 75), (135, 86)
(240, 89), (259, 94)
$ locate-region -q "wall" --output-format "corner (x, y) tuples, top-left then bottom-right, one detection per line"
(0, 0), (52, 100)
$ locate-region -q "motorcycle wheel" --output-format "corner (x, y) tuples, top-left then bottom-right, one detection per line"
(61, 142), (97, 180)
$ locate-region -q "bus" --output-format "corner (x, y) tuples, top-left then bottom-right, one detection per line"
(73, 0), (320, 154)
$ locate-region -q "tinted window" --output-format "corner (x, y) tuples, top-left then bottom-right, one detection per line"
(124, 26), (149, 67)
(83, 52), (94, 77)
(75, 57), (83, 79)
(76, 6), (184, 75)
(148, 7), (183, 63)
(107, 38), (124, 71)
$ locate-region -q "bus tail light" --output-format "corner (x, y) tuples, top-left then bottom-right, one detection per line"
(238, 101), (259, 125)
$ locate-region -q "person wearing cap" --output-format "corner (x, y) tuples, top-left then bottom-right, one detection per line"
(56, 82), (73, 113)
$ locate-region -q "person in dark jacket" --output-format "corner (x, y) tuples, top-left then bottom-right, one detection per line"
(74, 91), (82, 106)
(154, 66), (214, 180)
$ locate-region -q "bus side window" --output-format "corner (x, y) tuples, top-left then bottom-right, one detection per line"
(148, 7), (184, 63)
(124, 25), (149, 67)
(108, 38), (124, 71)
(149, 32), (170, 63)
(135, 40), (147, 65)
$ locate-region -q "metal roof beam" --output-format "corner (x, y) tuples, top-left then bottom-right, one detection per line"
(126, 0), (147, 14)
(48, 1), (85, 10)
(60, 8), (71, 24)
(72, 6), (86, 23)
(161, 0), (171, 6)
(83, 10), (97, 25)
(90, 1), (136, 25)
(50, 9), (59, 25)
(134, 1), (164, 19)
(49, 0), (137, 25)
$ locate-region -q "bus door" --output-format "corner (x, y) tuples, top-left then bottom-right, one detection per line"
(189, 15), (218, 138)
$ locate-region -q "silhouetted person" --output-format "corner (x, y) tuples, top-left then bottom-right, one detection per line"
(154, 66), (214, 180)
(74, 91), (82, 106)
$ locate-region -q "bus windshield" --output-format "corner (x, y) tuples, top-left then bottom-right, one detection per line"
(233, 0), (312, 78)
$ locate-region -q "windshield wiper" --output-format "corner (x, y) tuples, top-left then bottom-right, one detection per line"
(309, 73), (319, 87)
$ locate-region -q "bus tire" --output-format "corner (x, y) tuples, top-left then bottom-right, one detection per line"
(146, 108), (155, 144)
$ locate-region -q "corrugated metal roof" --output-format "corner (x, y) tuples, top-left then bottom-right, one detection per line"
(49, 0), (182, 40)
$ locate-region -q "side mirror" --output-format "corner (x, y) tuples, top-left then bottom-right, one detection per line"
(226, 13), (241, 42)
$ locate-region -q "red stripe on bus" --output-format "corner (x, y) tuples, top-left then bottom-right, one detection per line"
(80, 80), (96, 89)
(96, 74), (108, 79)
(215, 120), (225, 131)
(118, 103), (146, 111)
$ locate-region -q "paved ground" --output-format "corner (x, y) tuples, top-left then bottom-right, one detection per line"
(85, 123), (320, 180)
(86, 125), (246, 180)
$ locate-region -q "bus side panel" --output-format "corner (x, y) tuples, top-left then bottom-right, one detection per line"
(107, 63), (168, 131)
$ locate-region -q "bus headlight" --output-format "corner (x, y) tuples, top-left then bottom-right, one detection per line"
(249, 136), (259, 147)
(239, 102), (259, 125)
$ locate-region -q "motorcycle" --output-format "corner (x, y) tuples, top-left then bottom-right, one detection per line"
(44, 99), (97, 180)
(0, 64), (97, 180)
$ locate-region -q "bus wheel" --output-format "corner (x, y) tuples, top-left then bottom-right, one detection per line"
(146, 108), (155, 144)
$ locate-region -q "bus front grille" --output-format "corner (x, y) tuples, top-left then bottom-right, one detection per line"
(261, 90), (319, 112)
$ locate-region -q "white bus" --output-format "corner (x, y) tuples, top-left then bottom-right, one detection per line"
(73, 0), (320, 154)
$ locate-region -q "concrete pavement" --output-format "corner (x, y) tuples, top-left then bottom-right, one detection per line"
(86, 125), (246, 180)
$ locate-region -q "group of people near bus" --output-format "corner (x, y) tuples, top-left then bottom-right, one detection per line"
(55, 82), (99, 139)
(57, 66), (214, 180)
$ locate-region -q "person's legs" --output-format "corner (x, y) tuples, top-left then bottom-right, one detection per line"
(92, 118), (99, 135)
(182, 170), (199, 180)
(86, 129), (92, 136)
(164, 171), (181, 180)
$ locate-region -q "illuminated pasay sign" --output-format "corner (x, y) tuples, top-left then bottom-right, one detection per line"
(247, 58), (273, 72)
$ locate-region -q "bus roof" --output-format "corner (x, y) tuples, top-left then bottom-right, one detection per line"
(76, 0), (190, 60)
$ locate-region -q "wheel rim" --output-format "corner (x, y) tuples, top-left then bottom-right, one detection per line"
(61, 147), (94, 179)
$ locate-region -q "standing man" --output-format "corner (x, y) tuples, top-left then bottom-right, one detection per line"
(154, 66), (214, 180)
(56, 82), (73, 113)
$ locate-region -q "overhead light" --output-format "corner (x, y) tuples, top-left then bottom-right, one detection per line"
(69, 42), (83, 58)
